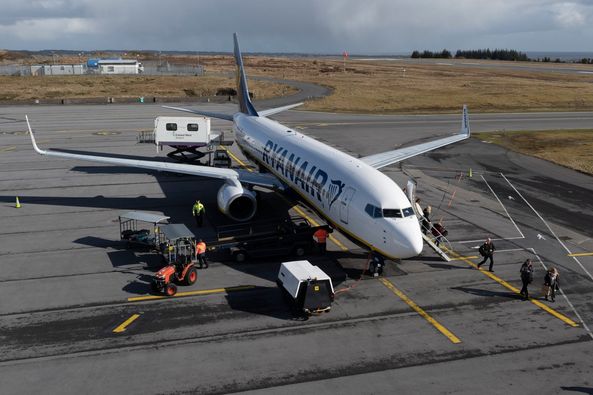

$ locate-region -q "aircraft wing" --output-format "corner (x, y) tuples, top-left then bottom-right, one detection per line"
(360, 105), (471, 170)
(26, 116), (283, 190)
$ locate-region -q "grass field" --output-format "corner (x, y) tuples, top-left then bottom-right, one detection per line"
(0, 74), (295, 102)
(3, 54), (593, 114)
(473, 130), (593, 176)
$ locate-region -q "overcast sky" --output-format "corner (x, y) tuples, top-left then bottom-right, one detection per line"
(1, 0), (593, 53)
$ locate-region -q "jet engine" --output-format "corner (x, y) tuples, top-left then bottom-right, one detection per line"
(217, 183), (257, 221)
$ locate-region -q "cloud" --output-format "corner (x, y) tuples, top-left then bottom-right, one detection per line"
(0, 0), (593, 52)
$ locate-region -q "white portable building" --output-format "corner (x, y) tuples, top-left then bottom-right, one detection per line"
(98, 59), (143, 74)
(154, 116), (215, 150)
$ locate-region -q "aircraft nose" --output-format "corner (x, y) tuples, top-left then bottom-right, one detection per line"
(394, 220), (424, 258)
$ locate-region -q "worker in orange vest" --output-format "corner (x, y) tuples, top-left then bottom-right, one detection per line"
(196, 239), (208, 269)
(313, 228), (328, 255)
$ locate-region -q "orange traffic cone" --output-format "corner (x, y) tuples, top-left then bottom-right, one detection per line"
(15, 196), (21, 208)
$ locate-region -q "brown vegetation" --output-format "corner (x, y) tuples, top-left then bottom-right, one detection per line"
(474, 130), (593, 175)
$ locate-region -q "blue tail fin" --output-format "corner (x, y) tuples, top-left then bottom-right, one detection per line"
(233, 33), (259, 116)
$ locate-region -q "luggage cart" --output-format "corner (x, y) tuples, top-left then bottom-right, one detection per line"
(119, 211), (170, 249)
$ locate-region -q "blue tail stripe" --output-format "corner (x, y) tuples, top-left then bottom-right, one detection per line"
(233, 33), (259, 116)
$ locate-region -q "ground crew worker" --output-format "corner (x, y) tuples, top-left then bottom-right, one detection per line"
(192, 200), (205, 227)
(167, 243), (175, 264)
(313, 228), (329, 255)
(196, 239), (208, 269)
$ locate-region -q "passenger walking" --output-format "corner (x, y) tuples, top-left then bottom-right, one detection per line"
(519, 259), (534, 300)
(414, 198), (423, 216)
(192, 200), (205, 227)
(477, 238), (496, 272)
(196, 239), (208, 269)
(431, 222), (448, 247)
(543, 267), (560, 302)
(422, 205), (432, 235)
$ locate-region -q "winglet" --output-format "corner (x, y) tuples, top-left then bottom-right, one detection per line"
(26, 115), (47, 155)
(461, 105), (471, 136)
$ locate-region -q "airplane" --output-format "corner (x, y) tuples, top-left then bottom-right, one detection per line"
(26, 33), (470, 260)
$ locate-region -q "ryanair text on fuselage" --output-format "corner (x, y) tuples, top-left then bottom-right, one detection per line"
(262, 139), (345, 210)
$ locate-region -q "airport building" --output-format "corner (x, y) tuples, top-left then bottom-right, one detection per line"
(97, 59), (144, 74)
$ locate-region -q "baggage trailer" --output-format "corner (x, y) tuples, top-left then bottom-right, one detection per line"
(277, 260), (334, 315)
(212, 216), (332, 262)
(119, 211), (170, 249)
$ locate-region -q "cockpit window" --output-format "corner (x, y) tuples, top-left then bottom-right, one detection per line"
(383, 209), (402, 218)
(402, 207), (415, 217)
(365, 204), (382, 218)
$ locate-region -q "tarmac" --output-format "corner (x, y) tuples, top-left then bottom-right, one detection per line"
(1, 104), (592, 394)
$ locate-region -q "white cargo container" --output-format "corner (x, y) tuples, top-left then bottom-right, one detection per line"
(277, 260), (334, 315)
(154, 116), (215, 150)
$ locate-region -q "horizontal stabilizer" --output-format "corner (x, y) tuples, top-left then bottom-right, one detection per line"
(162, 105), (234, 121)
(259, 102), (304, 117)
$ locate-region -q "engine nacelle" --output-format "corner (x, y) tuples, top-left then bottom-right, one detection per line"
(217, 183), (257, 222)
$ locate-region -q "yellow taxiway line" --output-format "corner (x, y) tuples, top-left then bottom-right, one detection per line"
(222, 147), (253, 172)
(379, 278), (461, 344)
(113, 313), (141, 333)
(127, 285), (255, 302)
(449, 255), (478, 261)
(567, 252), (593, 257)
(442, 247), (578, 327)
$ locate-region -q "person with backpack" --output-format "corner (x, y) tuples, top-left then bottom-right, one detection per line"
(519, 259), (534, 300)
(477, 238), (496, 272)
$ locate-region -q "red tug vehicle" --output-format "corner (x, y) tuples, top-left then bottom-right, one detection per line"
(152, 259), (197, 296)
(151, 224), (200, 296)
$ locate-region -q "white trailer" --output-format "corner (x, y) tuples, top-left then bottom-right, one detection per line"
(277, 260), (334, 315)
(154, 116), (215, 150)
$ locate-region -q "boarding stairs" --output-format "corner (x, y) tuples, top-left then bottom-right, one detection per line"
(406, 179), (451, 262)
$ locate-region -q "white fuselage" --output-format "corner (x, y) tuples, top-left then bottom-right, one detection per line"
(233, 113), (424, 259)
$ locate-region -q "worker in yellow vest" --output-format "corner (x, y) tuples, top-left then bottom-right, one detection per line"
(192, 200), (205, 227)
(196, 239), (208, 269)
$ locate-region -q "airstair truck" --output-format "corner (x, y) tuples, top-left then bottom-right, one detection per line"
(277, 260), (334, 315)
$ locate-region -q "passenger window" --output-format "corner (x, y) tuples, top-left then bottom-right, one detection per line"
(166, 123), (177, 131)
(383, 209), (403, 218)
(187, 123), (199, 131)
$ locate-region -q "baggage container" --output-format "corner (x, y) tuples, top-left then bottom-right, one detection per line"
(277, 260), (334, 315)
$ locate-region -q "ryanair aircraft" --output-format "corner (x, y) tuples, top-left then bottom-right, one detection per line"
(27, 33), (470, 259)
